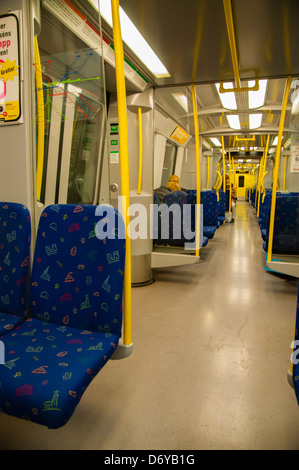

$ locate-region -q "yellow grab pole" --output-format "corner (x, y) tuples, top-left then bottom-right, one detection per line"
(221, 136), (226, 191)
(111, 0), (132, 346)
(283, 155), (288, 191)
(232, 157), (236, 187)
(34, 36), (45, 201)
(267, 76), (291, 263)
(137, 107), (143, 195)
(228, 148), (232, 214)
(223, 0), (241, 89)
(206, 155), (210, 190)
(191, 84), (201, 257)
(256, 147), (265, 214)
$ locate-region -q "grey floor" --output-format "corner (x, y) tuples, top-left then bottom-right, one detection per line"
(0, 199), (298, 450)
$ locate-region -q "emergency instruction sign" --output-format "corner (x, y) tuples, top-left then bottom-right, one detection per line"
(0, 13), (21, 123)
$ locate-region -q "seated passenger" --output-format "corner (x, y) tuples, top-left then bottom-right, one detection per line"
(154, 175), (186, 203)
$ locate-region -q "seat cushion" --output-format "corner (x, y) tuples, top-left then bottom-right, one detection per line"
(0, 318), (119, 428)
(0, 312), (25, 337)
(203, 226), (217, 239)
(202, 236), (208, 248)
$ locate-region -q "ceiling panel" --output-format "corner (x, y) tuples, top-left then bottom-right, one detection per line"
(119, 0), (299, 87)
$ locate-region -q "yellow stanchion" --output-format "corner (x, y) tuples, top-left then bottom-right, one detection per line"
(191, 84), (201, 257)
(228, 149), (232, 214)
(283, 155), (288, 192)
(137, 107), (143, 195)
(206, 155), (210, 190)
(111, 0), (132, 346)
(34, 36), (45, 201)
(221, 136), (226, 191)
(267, 77), (291, 263)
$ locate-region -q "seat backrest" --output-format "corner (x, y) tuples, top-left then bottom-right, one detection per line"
(200, 191), (218, 227)
(0, 202), (31, 317)
(162, 191), (188, 243)
(217, 190), (226, 217)
(265, 196), (299, 255)
(30, 204), (125, 336)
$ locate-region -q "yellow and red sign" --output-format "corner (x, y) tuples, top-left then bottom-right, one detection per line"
(170, 126), (190, 145)
(0, 13), (21, 123)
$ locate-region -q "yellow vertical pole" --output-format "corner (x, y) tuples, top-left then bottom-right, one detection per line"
(191, 84), (201, 257)
(34, 36), (45, 201)
(111, 0), (132, 346)
(228, 148), (232, 214)
(221, 136), (226, 191)
(137, 107), (143, 195)
(267, 76), (291, 263)
(283, 155), (288, 191)
(256, 148), (265, 215)
(206, 155), (210, 190)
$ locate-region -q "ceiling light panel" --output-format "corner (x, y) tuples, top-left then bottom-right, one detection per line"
(248, 79), (267, 109)
(92, 0), (170, 77)
(215, 83), (237, 110)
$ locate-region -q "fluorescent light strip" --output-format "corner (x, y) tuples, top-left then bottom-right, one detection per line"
(172, 93), (188, 112)
(215, 83), (237, 110)
(227, 115), (241, 129)
(248, 79), (267, 109)
(249, 113), (262, 129)
(210, 138), (221, 146)
(92, 0), (170, 77)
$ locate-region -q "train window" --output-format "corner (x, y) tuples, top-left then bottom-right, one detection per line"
(34, 0), (108, 206)
(161, 142), (177, 186)
(239, 175), (245, 187)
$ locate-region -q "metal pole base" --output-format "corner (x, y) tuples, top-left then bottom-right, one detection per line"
(111, 338), (133, 360)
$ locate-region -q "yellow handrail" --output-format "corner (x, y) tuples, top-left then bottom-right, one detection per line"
(256, 145), (266, 213)
(228, 148), (232, 214)
(283, 155), (288, 191)
(223, 0), (241, 89)
(214, 171), (222, 201)
(111, 0), (132, 346)
(191, 84), (201, 257)
(221, 136), (226, 191)
(34, 36), (45, 201)
(137, 107), (143, 195)
(214, 171), (223, 191)
(206, 155), (210, 190)
(267, 76), (291, 263)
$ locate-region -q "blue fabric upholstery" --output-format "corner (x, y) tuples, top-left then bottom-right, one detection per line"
(291, 282), (299, 404)
(161, 191), (208, 248)
(0, 204), (125, 428)
(199, 191), (218, 239)
(0, 203), (31, 337)
(187, 191), (217, 240)
(0, 318), (120, 428)
(263, 196), (299, 254)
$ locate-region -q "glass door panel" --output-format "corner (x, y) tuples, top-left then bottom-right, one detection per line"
(34, 0), (109, 207)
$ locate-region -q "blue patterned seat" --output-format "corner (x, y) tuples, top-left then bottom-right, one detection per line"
(263, 196), (299, 254)
(161, 192), (208, 248)
(199, 191), (218, 239)
(291, 282), (299, 403)
(0, 203), (31, 337)
(0, 204), (125, 428)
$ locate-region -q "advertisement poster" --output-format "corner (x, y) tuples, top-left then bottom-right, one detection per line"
(0, 13), (21, 123)
(290, 145), (299, 173)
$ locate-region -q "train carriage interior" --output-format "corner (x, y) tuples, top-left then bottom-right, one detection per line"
(0, 0), (299, 450)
